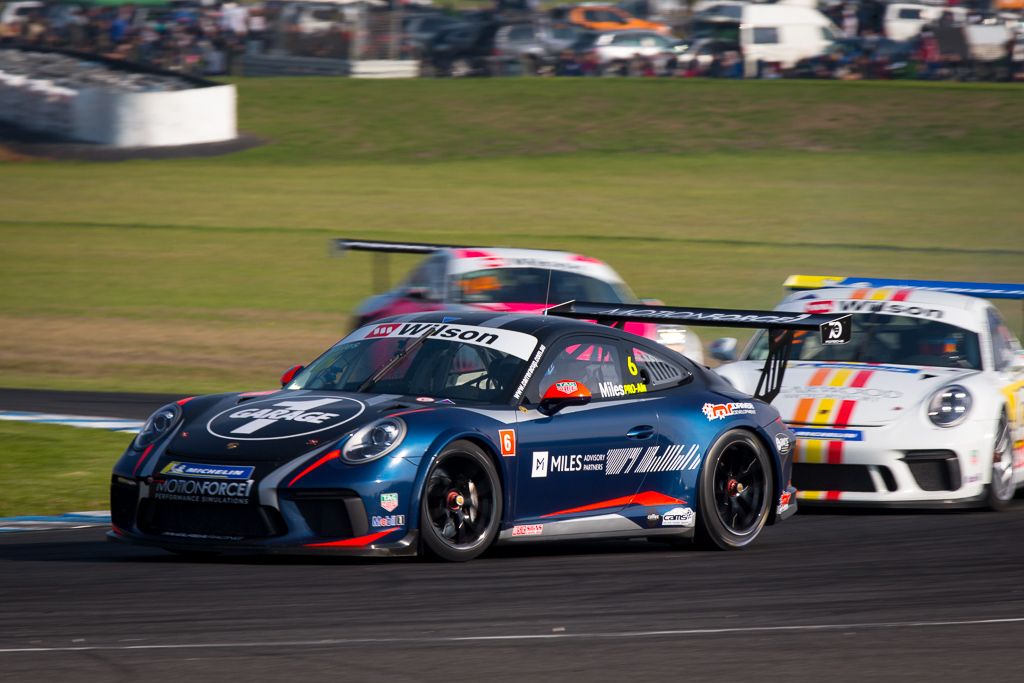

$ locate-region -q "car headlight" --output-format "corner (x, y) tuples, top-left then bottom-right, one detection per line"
(657, 325), (688, 349)
(927, 385), (971, 428)
(134, 403), (182, 449)
(341, 418), (407, 464)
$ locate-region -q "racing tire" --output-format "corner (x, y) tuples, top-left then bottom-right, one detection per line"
(420, 440), (502, 562)
(695, 430), (773, 550)
(986, 412), (1015, 511)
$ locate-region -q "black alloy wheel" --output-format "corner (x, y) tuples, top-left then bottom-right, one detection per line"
(696, 430), (773, 550)
(420, 440), (502, 561)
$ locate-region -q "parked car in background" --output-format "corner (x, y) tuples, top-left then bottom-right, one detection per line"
(421, 19), (501, 76)
(403, 12), (465, 54)
(565, 3), (672, 36)
(492, 21), (582, 72)
(0, 1), (42, 26)
(335, 239), (705, 364)
(884, 4), (966, 41)
(678, 36), (742, 71)
(575, 29), (683, 74)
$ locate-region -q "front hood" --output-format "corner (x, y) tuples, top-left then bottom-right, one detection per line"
(167, 390), (421, 462)
(731, 362), (979, 427)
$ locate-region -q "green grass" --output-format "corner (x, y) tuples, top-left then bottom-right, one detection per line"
(0, 422), (131, 516)
(1, 78), (1022, 394)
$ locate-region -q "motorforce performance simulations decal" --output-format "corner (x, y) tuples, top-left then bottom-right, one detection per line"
(153, 477), (254, 505)
(206, 395), (366, 441)
(348, 321), (539, 361)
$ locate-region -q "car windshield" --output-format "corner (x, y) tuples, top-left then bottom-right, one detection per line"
(747, 313), (982, 370)
(289, 323), (538, 404)
(450, 268), (633, 305)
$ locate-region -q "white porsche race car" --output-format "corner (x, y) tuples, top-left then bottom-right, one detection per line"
(713, 275), (1024, 509)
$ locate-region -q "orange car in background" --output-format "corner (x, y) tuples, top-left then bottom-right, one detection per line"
(567, 4), (673, 36)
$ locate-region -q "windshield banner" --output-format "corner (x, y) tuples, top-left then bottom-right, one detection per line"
(347, 321), (539, 361)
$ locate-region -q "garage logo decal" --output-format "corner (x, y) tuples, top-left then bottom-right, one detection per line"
(207, 395), (365, 441)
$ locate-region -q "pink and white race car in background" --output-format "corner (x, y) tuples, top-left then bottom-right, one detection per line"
(334, 239), (703, 364)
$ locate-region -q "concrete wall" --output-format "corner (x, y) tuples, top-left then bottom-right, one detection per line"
(71, 84), (237, 147)
(0, 62), (237, 148)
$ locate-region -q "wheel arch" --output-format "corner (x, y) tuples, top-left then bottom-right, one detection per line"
(418, 431), (509, 525)
(698, 424), (779, 524)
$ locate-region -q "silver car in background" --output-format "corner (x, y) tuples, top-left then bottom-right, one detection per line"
(575, 29), (684, 75)
(492, 22), (585, 73)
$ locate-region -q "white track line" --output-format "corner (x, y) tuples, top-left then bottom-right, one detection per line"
(3, 616), (1023, 654)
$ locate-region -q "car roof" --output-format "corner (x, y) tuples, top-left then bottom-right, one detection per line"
(443, 247), (624, 283)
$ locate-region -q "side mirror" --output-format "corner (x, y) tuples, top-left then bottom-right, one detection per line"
(538, 380), (592, 416)
(280, 364), (304, 387)
(405, 286), (435, 302)
(1012, 351), (1024, 373)
(709, 337), (738, 362)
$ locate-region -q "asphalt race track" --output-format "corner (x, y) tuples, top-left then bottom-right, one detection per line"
(3, 391), (1024, 681)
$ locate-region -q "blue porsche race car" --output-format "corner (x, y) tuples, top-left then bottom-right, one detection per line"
(109, 302), (850, 561)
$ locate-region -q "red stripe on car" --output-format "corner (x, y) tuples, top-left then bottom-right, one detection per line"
(287, 449), (341, 487)
(131, 444), (155, 476)
(305, 528), (399, 547)
(541, 491), (685, 518)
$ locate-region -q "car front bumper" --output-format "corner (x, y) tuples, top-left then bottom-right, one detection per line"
(790, 419), (999, 507)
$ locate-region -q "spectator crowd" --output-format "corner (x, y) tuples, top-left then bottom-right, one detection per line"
(1, 1), (1021, 81)
(0, 2), (267, 75)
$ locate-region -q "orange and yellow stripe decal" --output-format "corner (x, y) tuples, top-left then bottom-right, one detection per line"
(796, 490), (843, 502)
(849, 287), (914, 302)
(791, 367), (875, 466)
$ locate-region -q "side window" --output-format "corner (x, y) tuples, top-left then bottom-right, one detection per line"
(988, 307), (1018, 371)
(626, 344), (691, 391)
(752, 27), (779, 44)
(509, 25), (533, 41)
(531, 336), (624, 403)
(402, 254), (446, 301)
(612, 34), (640, 46)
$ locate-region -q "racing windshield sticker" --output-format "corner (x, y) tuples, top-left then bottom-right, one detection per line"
(206, 395), (365, 441)
(348, 321), (538, 361)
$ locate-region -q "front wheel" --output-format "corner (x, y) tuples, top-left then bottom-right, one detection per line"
(420, 440), (502, 561)
(695, 430), (773, 550)
(986, 413), (1015, 511)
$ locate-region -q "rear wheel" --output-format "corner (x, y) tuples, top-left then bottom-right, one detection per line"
(987, 413), (1015, 511)
(696, 430), (772, 550)
(420, 440), (502, 561)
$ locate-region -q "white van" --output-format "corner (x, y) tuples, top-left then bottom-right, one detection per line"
(692, 2), (841, 76)
(884, 4), (967, 41)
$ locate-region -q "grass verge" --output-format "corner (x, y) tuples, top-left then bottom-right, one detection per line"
(0, 422), (131, 516)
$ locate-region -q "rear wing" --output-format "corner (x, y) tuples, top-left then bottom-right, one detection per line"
(332, 238), (466, 292)
(546, 300), (852, 403)
(332, 238), (461, 255)
(784, 274), (1024, 300)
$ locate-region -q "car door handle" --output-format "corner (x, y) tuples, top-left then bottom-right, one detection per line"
(626, 425), (655, 440)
